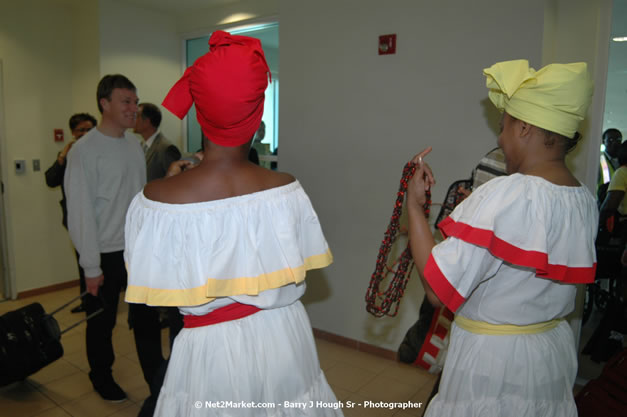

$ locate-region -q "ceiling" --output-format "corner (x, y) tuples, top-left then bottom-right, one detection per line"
(121, 0), (238, 14)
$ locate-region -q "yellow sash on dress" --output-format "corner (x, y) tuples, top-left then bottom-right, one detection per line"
(454, 315), (562, 335)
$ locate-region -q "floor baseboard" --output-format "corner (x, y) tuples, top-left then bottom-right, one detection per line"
(17, 280), (80, 299)
(312, 327), (398, 361)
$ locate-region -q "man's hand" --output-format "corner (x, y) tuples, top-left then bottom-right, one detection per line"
(57, 141), (76, 165)
(166, 160), (195, 177)
(86, 274), (104, 296)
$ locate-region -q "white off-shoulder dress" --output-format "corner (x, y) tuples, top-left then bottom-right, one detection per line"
(422, 174), (598, 417)
(124, 181), (343, 417)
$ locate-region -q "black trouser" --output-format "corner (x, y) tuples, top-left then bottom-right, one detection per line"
(128, 304), (184, 392)
(136, 307), (183, 417)
(74, 250), (86, 298)
(83, 250), (127, 387)
(128, 303), (165, 392)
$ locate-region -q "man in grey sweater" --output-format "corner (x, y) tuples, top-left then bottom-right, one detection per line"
(64, 74), (146, 402)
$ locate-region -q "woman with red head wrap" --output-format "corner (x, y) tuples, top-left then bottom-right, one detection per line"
(124, 31), (343, 416)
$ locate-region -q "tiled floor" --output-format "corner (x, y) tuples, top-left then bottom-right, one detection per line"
(0, 287), (437, 417)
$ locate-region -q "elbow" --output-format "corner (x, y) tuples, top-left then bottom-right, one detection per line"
(420, 273), (444, 308)
(419, 266), (444, 309)
(425, 289), (444, 309)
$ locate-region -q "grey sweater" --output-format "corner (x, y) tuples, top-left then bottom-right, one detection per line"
(64, 128), (146, 277)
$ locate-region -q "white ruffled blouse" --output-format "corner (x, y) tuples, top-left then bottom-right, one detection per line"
(124, 181), (332, 314)
(425, 173), (598, 324)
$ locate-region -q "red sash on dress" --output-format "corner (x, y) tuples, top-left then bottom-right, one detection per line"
(183, 303), (261, 328)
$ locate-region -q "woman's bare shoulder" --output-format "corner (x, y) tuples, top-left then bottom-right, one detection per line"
(269, 170), (296, 187)
(143, 170), (196, 203)
(142, 177), (168, 202)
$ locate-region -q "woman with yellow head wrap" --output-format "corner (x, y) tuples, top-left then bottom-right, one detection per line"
(404, 60), (597, 417)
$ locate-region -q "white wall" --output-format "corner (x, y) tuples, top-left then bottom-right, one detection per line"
(175, 0), (279, 36)
(70, 0), (101, 116)
(544, 0), (613, 191)
(0, 0), (99, 294)
(99, 0), (182, 149)
(280, 0), (608, 352)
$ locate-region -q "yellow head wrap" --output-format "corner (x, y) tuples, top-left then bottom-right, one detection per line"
(484, 59), (593, 138)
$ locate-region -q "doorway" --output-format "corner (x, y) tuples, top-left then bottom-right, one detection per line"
(0, 60), (13, 301)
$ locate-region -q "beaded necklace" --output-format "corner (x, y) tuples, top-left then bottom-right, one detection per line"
(365, 162), (431, 317)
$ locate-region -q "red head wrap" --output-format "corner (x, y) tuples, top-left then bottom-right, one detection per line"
(162, 30), (271, 147)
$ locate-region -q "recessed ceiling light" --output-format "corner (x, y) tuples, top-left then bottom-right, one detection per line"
(612, 36), (627, 42)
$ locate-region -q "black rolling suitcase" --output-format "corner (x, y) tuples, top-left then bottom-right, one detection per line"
(0, 291), (102, 386)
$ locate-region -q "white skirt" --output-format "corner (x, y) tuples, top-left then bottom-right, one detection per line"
(155, 301), (344, 417)
(424, 320), (578, 417)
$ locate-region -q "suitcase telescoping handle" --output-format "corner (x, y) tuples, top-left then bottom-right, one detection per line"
(47, 290), (91, 316)
(45, 291), (104, 338)
(58, 308), (103, 336)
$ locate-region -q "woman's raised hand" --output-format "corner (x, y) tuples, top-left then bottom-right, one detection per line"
(407, 147), (435, 210)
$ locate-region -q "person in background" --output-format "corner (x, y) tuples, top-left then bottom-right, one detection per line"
(132, 102), (183, 416)
(45, 112), (97, 313)
(598, 128), (622, 201)
(64, 74), (146, 402)
(407, 60), (597, 416)
(124, 31), (342, 416)
(134, 102), (181, 180)
(600, 141), (627, 225)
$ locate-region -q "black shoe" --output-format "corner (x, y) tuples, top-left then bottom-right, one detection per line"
(93, 379), (128, 403)
(71, 304), (85, 313)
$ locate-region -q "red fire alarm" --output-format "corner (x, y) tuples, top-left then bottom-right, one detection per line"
(54, 129), (64, 142)
(379, 34), (397, 55)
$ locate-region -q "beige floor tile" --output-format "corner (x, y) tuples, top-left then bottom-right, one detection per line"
(62, 350), (90, 373)
(125, 380), (151, 405)
(28, 358), (81, 386)
(161, 329), (172, 357)
(108, 402), (142, 417)
(358, 375), (421, 404)
(31, 370), (94, 405)
(0, 381), (57, 417)
(32, 406), (72, 416)
(319, 354), (340, 371)
(112, 356), (142, 379)
(330, 386), (353, 401)
(315, 339), (358, 361)
(117, 369), (150, 404)
(334, 349), (391, 374)
(111, 356), (149, 403)
(60, 391), (135, 417)
(54, 304), (88, 325)
(60, 330), (86, 356)
(324, 364), (378, 392)
(112, 331), (136, 357)
(123, 347), (141, 365)
(408, 382), (436, 415)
